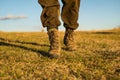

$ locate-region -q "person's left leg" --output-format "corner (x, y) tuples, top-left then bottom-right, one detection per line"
(61, 0), (81, 51)
(61, 0), (80, 30)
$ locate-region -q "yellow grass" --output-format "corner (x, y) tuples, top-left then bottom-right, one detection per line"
(0, 29), (120, 80)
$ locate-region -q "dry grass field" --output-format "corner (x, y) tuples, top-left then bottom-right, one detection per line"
(0, 29), (120, 80)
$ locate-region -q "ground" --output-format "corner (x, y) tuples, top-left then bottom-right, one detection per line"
(0, 29), (120, 80)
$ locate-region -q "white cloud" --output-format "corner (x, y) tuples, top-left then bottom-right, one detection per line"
(0, 14), (27, 20)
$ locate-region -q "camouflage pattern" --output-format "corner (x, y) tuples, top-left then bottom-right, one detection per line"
(38, 0), (80, 30)
(64, 29), (76, 51)
(47, 28), (61, 58)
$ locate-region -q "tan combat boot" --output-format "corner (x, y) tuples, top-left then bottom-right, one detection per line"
(47, 28), (61, 58)
(64, 28), (76, 51)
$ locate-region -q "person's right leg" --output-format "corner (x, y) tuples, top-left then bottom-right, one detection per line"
(38, 0), (61, 58)
(38, 0), (61, 29)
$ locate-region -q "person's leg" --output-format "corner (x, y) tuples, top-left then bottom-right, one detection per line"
(38, 0), (61, 29)
(61, 0), (80, 51)
(62, 0), (80, 30)
(38, 0), (61, 58)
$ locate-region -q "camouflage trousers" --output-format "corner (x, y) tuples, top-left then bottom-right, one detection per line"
(38, 0), (80, 30)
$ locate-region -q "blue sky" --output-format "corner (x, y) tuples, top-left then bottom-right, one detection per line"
(0, 0), (120, 32)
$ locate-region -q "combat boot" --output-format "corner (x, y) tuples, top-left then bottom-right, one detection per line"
(64, 28), (76, 51)
(47, 28), (61, 58)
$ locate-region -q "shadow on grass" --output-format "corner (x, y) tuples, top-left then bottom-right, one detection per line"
(94, 32), (118, 34)
(93, 50), (120, 59)
(0, 41), (50, 58)
(0, 37), (50, 47)
(0, 37), (66, 50)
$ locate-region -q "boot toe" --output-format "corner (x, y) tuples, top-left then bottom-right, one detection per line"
(49, 50), (60, 59)
(49, 54), (60, 59)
